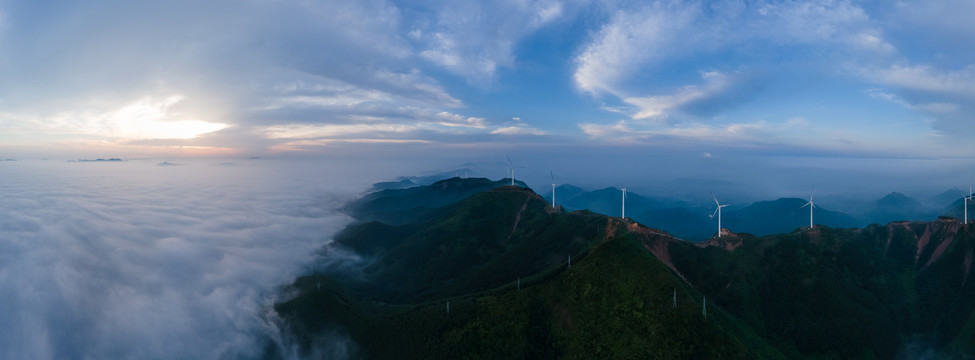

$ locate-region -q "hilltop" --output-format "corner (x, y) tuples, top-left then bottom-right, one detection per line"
(272, 177), (975, 359)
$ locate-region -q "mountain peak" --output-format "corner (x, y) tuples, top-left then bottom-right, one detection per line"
(876, 192), (920, 207)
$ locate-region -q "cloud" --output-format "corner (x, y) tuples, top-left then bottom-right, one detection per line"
(434, 112), (486, 128)
(0, 160), (362, 359)
(574, 1), (701, 95)
(411, 0), (574, 82)
(489, 116), (545, 136)
(574, 0), (891, 113)
(864, 64), (975, 99)
(866, 88), (961, 115)
(891, 0), (975, 48)
(622, 71), (765, 121)
(579, 117), (809, 146)
(0, 0), (486, 155)
(491, 126), (546, 136)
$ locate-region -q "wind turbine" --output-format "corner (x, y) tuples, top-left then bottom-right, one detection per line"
(800, 188), (815, 229)
(702, 296), (707, 319)
(957, 184), (973, 225)
(505, 155), (524, 186)
(709, 190), (729, 238)
(968, 184), (973, 225)
(621, 187), (627, 219)
(506, 156), (514, 186)
(550, 172), (557, 208)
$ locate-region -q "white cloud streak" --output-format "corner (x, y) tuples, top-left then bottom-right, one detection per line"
(411, 0), (575, 82)
(490, 126), (546, 135)
(574, 0), (894, 114)
(865, 64), (975, 99)
(623, 71), (736, 120)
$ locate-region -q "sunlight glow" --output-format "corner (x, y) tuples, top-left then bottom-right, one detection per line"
(112, 96), (228, 140)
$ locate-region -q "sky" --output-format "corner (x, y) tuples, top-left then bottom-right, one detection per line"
(1, 0), (973, 163)
(1, 3), (974, 357)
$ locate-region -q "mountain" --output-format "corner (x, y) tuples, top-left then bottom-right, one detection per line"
(276, 183), (781, 359)
(349, 186), (605, 303)
(368, 178), (417, 191)
(274, 179), (975, 359)
(560, 188), (863, 240)
(560, 187), (688, 215)
(657, 219), (975, 359)
(723, 197), (861, 236)
(861, 192), (931, 224)
(637, 206), (713, 240)
(558, 187), (707, 239)
(343, 177), (527, 224)
(398, 169), (477, 186)
(541, 184), (587, 205)
(931, 189), (963, 210)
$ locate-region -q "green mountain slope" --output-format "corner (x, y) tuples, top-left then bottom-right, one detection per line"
(343, 177), (526, 225)
(274, 178), (975, 359)
(275, 182), (782, 359)
(277, 220), (783, 359)
(358, 186), (608, 302)
(656, 220), (975, 359)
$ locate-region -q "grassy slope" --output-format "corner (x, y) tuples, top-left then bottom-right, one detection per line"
(667, 222), (975, 359)
(277, 181), (975, 359)
(358, 187), (608, 302)
(277, 227), (784, 359)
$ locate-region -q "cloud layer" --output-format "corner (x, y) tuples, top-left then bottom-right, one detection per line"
(0, 160), (362, 359)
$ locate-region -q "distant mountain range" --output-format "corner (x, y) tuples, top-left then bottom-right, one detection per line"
(272, 177), (975, 359)
(547, 184), (967, 240)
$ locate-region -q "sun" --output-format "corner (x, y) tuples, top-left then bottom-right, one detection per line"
(112, 96), (228, 140)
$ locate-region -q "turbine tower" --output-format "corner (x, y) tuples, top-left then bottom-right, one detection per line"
(968, 184), (973, 225)
(800, 188), (815, 229)
(710, 190), (730, 238)
(506, 155), (514, 186)
(702, 296), (707, 319)
(550, 172), (557, 208)
(505, 155), (524, 187)
(958, 185), (973, 225)
(621, 187), (627, 219)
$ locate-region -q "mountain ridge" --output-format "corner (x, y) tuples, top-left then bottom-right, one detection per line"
(274, 177), (975, 359)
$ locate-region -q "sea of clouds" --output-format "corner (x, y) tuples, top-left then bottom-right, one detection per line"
(0, 159), (375, 359)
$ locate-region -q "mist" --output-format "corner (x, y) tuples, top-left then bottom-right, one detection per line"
(0, 159), (386, 359)
(386, 145), (975, 209)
